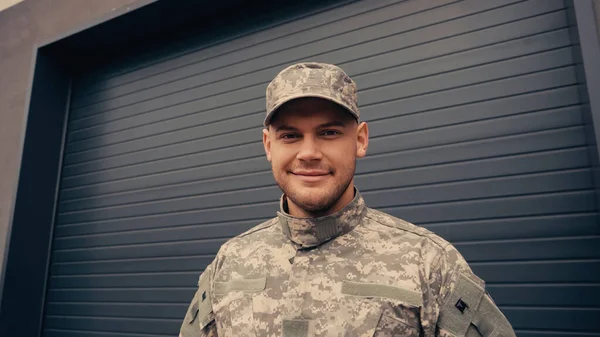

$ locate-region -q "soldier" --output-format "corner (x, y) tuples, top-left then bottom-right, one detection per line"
(179, 62), (516, 337)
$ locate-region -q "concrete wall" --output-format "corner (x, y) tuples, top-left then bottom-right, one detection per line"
(0, 0), (140, 291)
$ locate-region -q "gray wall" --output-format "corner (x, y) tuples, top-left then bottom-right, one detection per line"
(0, 0), (141, 297)
(596, 0), (600, 40)
(1, 0), (600, 305)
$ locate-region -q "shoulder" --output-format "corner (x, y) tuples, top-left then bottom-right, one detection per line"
(363, 208), (452, 251)
(216, 217), (279, 254)
(210, 217), (279, 271)
(362, 208), (474, 276)
(362, 208), (480, 285)
(235, 217), (279, 238)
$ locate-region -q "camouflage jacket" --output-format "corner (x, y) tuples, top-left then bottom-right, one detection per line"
(180, 189), (515, 337)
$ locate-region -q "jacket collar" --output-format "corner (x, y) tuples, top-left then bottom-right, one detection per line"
(277, 188), (367, 249)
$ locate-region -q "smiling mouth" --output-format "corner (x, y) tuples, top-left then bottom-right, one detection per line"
(291, 171), (330, 182)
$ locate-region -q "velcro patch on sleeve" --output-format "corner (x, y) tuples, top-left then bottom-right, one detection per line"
(471, 294), (516, 337)
(438, 272), (485, 336)
(197, 270), (214, 329)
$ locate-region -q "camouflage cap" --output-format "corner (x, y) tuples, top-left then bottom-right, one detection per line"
(264, 62), (359, 126)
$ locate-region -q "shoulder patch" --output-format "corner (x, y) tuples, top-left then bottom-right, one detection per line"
(438, 272), (485, 335)
(364, 208), (450, 250)
(439, 272), (515, 337)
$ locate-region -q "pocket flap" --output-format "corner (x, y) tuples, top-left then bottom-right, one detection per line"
(341, 281), (422, 307)
(214, 277), (267, 295)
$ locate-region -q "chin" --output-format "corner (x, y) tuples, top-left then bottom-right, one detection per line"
(293, 192), (336, 211)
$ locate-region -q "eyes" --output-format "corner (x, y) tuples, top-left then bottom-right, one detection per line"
(279, 130), (342, 140)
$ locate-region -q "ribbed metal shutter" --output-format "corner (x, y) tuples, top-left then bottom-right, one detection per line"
(43, 0), (599, 336)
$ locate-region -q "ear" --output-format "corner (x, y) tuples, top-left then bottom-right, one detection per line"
(263, 127), (272, 162)
(356, 121), (369, 158)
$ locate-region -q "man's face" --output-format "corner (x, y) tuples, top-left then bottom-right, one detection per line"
(263, 98), (369, 217)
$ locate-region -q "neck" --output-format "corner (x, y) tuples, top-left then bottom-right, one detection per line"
(277, 186), (367, 249)
(287, 183), (355, 218)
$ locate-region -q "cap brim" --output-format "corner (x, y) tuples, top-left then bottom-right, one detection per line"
(264, 93), (358, 126)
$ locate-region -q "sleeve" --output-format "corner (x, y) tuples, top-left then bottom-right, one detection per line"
(179, 262), (218, 337)
(433, 245), (516, 337)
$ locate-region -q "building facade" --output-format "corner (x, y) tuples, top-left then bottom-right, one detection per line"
(1, 0), (600, 336)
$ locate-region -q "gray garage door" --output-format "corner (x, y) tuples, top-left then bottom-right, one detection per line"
(43, 0), (600, 336)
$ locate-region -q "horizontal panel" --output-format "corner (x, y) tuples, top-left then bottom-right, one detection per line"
(54, 229), (600, 266)
(66, 27), (575, 159)
(55, 219), (259, 247)
(350, 27), (571, 90)
(473, 260), (600, 283)
(55, 211), (599, 252)
(46, 289), (194, 303)
(64, 77), (582, 172)
(360, 46), (575, 107)
(63, 47), (578, 174)
(53, 202), (276, 238)
(58, 158), (593, 220)
(61, 103), (584, 189)
(365, 168), (592, 208)
(45, 302), (187, 320)
(72, 22), (573, 148)
(425, 212), (599, 241)
(61, 142), (266, 189)
(58, 146), (591, 214)
(58, 186), (279, 225)
(40, 312), (600, 337)
(71, 0), (431, 99)
(456, 236), (600, 262)
(67, 1), (564, 132)
(488, 284), (600, 307)
(53, 201), (598, 262)
(64, 116), (261, 173)
(69, 0), (530, 120)
(60, 157), (269, 201)
(70, 0), (462, 111)
(65, 62), (579, 168)
(60, 125), (588, 202)
(49, 272), (199, 289)
(52, 238), (228, 263)
(50, 1), (597, 335)
(58, 171), (274, 213)
(55, 190), (596, 247)
(363, 63), (577, 123)
(359, 126), (587, 173)
(505, 308), (600, 332)
(380, 190), (596, 224)
(44, 316), (178, 335)
(58, 167), (593, 225)
(67, 20), (573, 148)
(514, 332), (600, 337)
(368, 83), (580, 138)
(44, 330), (171, 337)
(51, 256), (213, 276)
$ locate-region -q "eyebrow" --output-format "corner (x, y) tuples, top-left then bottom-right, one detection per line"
(275, 121), (347, 132)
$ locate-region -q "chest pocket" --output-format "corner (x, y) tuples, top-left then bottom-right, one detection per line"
(213, 277), (267, 337)
(341, 281), (423, 337)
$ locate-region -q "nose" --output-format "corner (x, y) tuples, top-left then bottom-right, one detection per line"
(296, 135), (323, 162)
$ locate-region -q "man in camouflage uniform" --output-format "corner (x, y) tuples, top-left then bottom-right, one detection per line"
(179, 62), (516, 337)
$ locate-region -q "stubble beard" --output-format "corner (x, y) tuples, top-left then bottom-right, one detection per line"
(274, 160), (356, 216)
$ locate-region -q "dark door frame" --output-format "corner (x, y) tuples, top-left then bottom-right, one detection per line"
(1, 0), (599, 336)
